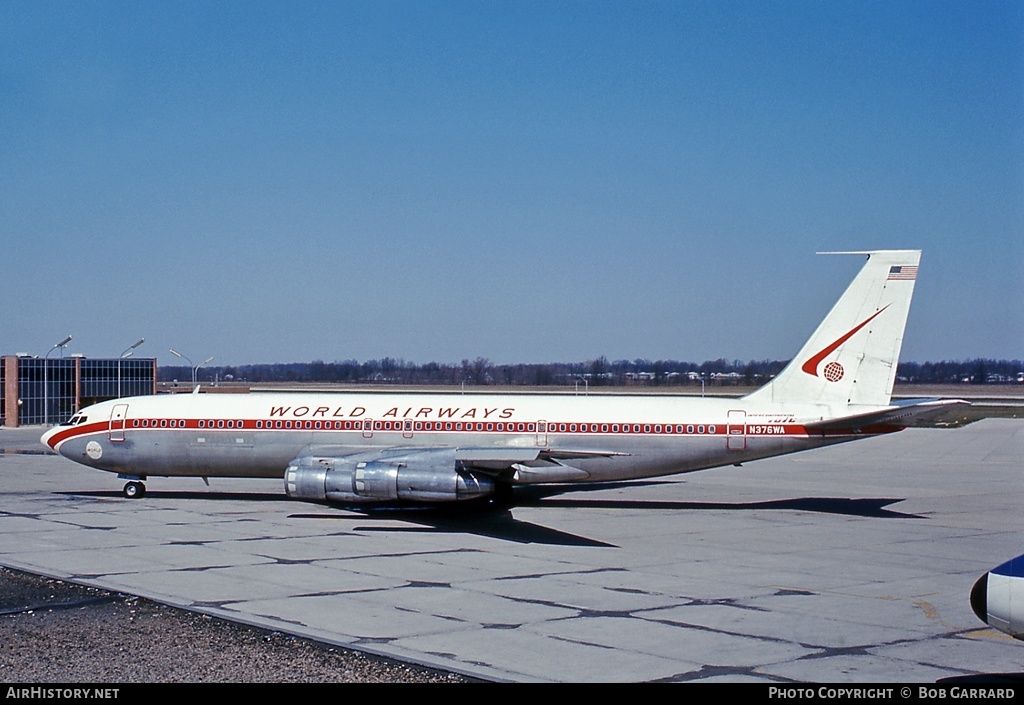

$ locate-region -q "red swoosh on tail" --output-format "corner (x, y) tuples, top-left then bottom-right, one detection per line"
(801, 305), (889, 377)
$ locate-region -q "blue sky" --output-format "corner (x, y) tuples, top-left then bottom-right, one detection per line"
(2, 0), (1021, 367)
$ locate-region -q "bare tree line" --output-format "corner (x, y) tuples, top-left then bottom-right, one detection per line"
(159, 357), (1023, 387)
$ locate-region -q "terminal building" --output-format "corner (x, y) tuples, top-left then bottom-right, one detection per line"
(1, 355), (157, 427)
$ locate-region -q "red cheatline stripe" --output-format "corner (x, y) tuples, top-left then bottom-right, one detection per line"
(49, 420), (851, 449)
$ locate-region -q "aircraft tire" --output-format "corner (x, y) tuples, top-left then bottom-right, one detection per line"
(122, 481), (146, 499)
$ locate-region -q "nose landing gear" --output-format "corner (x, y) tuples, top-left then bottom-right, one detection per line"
(117, 475), (147, 499)
(122, 481), (146, 499)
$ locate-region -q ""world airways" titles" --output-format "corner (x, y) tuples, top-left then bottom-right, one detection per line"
(268, 405), (517, 420)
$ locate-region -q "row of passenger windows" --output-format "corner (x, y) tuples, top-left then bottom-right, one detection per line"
(127, 418), (721, 434)
(132, 419), (242, 429)
(132, 419), (186, 428)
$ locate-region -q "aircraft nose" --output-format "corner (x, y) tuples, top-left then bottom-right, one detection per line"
(41, 427), (61, 453)
(970, 572), (989, 624)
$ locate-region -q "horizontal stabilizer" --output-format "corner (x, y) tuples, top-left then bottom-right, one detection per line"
(805, 398), (969, 433)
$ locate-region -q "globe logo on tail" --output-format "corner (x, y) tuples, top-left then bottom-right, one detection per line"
(822, 361), (844, 382)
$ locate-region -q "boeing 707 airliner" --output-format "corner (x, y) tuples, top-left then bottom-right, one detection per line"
(42, 250), (962, 504)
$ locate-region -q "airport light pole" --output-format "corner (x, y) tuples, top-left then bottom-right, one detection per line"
(118, 338), (145, 398)
(43, 335), (72, 426)
(197, 356), (214, 388)
(169, 349), (214, 390)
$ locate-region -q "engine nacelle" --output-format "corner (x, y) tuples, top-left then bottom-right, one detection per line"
(284, 448), (495, 503)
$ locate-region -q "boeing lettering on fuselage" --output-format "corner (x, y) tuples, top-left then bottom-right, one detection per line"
(266, 405), (517, 420)
(42, 250), (966, 505)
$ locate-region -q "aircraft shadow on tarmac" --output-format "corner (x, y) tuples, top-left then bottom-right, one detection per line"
(288, 481), (924, 547)
(61, 481), (922, 548)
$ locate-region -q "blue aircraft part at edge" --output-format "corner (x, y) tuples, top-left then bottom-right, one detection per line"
(991, 555), (1024, 579)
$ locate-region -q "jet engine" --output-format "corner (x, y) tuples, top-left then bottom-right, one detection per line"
(284, 448), (495, 504)
(971, 554), (1024, 640)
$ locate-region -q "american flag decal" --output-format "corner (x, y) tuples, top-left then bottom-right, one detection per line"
(887, 265), (918, 281)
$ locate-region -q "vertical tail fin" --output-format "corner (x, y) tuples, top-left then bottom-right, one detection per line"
(745, 250), (920, 408)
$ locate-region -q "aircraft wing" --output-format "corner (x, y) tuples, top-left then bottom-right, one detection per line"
(298, 444), (628, 484)
(460, 446), (630, 483)
(459, 446), (629, 465)
(804, 398), (969, 434)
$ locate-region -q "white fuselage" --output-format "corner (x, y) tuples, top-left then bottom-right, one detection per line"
(42, 389), (888, 485)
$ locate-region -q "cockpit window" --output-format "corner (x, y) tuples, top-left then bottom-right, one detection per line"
(77, 416), (88, 424)
(61, 415), (80, 427)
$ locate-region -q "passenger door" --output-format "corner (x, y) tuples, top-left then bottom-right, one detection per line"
(109, 403), (129, 443)
(727, 410), (746, 450)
